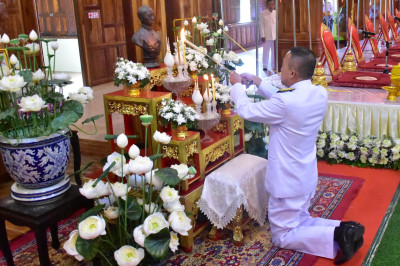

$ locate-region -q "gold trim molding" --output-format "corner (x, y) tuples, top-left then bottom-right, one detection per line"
(233, 119), (242, 132)
(205, 142), (230, 166)
(162, 145), (179, 160)
(108, 101), (148, 116)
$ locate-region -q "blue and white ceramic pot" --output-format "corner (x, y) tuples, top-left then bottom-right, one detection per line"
(0, 129), (71, 203)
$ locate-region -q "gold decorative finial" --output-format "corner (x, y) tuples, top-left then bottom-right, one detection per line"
(312, 62), (328, 87)
(342, 51), (357, 72)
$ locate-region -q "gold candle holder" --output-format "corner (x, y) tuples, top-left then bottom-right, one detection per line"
(382, 86), (399, 101)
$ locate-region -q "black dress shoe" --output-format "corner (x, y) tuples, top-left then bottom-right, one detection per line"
(263, 67), (268, 71)
(340, 221), (364, 252)
(334, 223), (365, 265)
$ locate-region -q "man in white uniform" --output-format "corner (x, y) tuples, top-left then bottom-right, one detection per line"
(260, 0), (276, 74)
(229, 47), (364, 265)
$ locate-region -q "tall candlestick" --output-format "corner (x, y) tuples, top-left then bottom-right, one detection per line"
(180, 28), (187, 65)
(176, 37), (181, 65)
(211, 74), (216, 102)
(203, 74), (210, 99)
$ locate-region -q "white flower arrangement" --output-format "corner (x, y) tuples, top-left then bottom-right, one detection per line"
(185, 46), (209, 72)
(64, 116), (198, 265)
(158, 98), (198, 129)
(113, 57), (151, 88)
(214, 82), (232, 109)
(316, 131), (400, 169)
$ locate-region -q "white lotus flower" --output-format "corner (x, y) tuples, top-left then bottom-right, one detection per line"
(160, 186), (180, 204)
(0, 75), (26, 92)
(19, 94), (48, 112)
(114, 245), (144, 266)
(24, 43), (40, 55)
(128, 174), (145, 188)
(9, 54), (18, 65)
(2, 34), (10, 43)
(224, 26), (229, 31)
(103, 152), (126, 173)
(109, 182), (131, 198)
(128, 144), (140, 159)
(63, 230), (84, 261)
(128, 156), (153, 174)
(169, 231), (179, 252)
(143, 213), (169, 235)
(192, 16), (197, 23)
(53, 72), (72, 80)
(117, 133), (129, 148)
(50, 41), (59, 50)
(79, 179), (110, 199)
(202, 28), (210, 34)
(29, 30), (38, 41)
(153, 130), (172, 144)
(78, 215), (106, 240)
(206, 38), (214, 46)
(145, 169), (164, 191)
(103, 206), (119, 220)
(113, 163), (131, 177)
(133, 225), (147, 247)
(32, 69), (45, 82)
(212, 53), (222, 64)
(168, 210), (192, 236)
(163, 200), (185, 213)
(170, 163), (189, 180)
(184, 20), (189, 26)
(78, 86), (93, 100)
(68, 92), (90, 104)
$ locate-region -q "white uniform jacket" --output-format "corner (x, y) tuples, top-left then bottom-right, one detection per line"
(260, 9), (276, 40)
(231, 79), (328, 198)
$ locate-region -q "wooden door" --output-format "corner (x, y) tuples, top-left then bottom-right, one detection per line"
(74, 0), (127, 86)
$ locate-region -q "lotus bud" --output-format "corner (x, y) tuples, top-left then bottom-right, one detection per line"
(116, 133), (128, 149)
(224, 26), (229, 31)
(50, 41), (59, 51)
(29, 30), (38, 41)
(2, 34), (10, 44)
(217, 29), (222, 35)
(9, 54), (18, 65)
(192, 16), (197, 23)
(219, 19), (224, 26)
(184, 20), (189, 26)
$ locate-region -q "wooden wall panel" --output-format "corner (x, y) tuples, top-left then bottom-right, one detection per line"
(37, 0), (76, 37)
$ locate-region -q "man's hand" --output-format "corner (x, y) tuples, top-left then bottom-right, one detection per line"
(230, 71), (242, 85)
(261, 37), (266, 42)
(240, 73), (262, 87)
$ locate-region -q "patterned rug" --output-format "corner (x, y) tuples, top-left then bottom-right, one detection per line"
(0, 174), (363, 266)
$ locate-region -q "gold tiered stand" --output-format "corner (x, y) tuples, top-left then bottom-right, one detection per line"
(342, 51), (357, 72)
(312, 62), (328, 88)
(384, 63), (400, 101)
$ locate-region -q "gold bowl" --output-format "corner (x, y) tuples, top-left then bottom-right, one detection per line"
(382, 86), (399, 101)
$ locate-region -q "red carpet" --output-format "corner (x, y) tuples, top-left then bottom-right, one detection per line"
(315, 161), (400, 266)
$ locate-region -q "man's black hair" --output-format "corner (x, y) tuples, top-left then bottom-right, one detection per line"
(266, 0), (274, 3)
(288, 46), (316, 79)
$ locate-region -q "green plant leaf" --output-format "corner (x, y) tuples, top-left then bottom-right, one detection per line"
(0, 109), (15, 121)
(118, 195), (142, 220)
(78, 204), (104, 223)
(149, 153), (163, 161)
(144, 228), (170, 260)
(18, 70), (33, 84)
(51, 110), (79, 130)
(43, 92), (64, 104)
(76, 236), (99, 260)
(156, 168), (180, 186)
(82, 114), (104, 124)
(61, 100), (84, 118)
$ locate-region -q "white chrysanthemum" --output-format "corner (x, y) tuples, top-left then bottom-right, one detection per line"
(347, 141), (357, 150)
(103, 206), (119, 220)
(128, 156), (153, 174)
(347, 152), (355, 161)
(32, 69), (45, 82)
(153, 130), (172, 144)
(133, 225), (147, 247)
(360, 147), (369, 155)
(382, 139), (392, 148)
(392, 145), (400, 153)
(316, 149), (324, 158)
(0, 75), (26, 92)
(163, 200), (185, 213)
(168, 211), (192, 236)
(114, 245), (145, 266)
(109, 182), (131, 198)
(319, 132), (327, 139)
(143, 213), (169, 235)
(79, 179), (110, 199)
(360, 155), (368, 163)
(169, 231), (179, 252)
(170, 164), (189, 180)
(103, 152), (126, 173)
(19, 94), (48, 112)
(117, 133), (129, 148)
(160, 186), (180, 204)
(78, 215), (106, 240)
(63, 230), (84, 261)
(145, 169), (164, 191)
(330, 133), (340, 142)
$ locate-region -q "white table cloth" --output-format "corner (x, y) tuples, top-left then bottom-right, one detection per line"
(197, 154), (269, 229)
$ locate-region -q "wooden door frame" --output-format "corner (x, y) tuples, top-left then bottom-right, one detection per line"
(73, 0), (88, 86)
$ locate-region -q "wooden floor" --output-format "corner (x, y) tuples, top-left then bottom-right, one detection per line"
(0, 138), (109, 241)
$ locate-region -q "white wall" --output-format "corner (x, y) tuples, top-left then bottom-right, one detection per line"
(42, 38), (81, 73)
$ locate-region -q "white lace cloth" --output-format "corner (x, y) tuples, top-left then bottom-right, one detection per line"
(197, 154), (269, 229)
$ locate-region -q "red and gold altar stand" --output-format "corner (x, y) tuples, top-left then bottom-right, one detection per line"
(103, 89), (171, 153)
(345, 18), (398, 72)
(319, 23), (391, 88)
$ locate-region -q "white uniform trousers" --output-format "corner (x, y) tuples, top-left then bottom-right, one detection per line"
(262, 40), (275, 70)
(268, 192), (341, 259)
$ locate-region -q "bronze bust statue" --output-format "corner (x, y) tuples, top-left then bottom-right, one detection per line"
(132, 6), (161, 68)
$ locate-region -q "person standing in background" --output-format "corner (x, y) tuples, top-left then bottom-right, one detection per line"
(260, 0), (276, 75)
